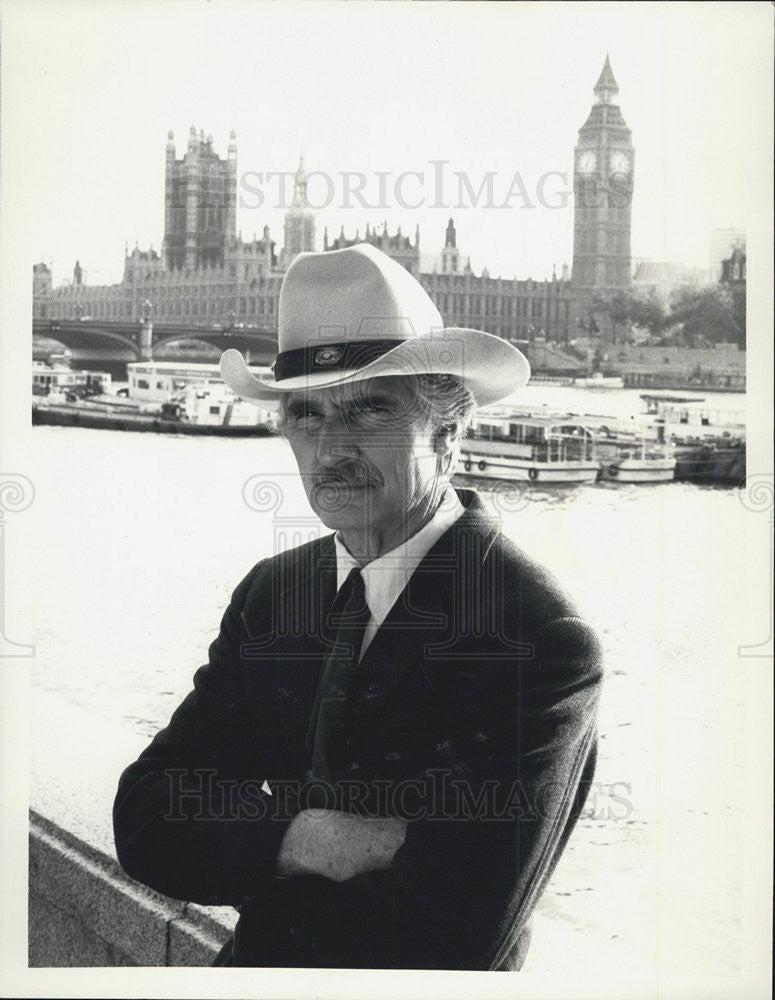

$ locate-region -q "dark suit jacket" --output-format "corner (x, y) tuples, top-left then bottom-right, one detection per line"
(113, 488), (603, 970)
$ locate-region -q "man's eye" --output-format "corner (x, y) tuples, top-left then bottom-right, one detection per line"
(350, 402), (387, 416)
(292, 409), (323, 425)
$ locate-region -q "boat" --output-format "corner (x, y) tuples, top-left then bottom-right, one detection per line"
(457, 409), (600, 484)
(672, 440), (746, 485)
(32, 360), (279, 436)
(33, 360), (112, 400)
(125, 360), (278, 430)
(639, 392), (746, 483)
(639, 393), (746, 443)
(32, 398), (279, 436)
(595, 427), (676, 483)
(573, 372), (625, 389)
(527, 374), (575, 386)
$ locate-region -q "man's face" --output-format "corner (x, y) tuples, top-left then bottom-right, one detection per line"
(281, 376), (441, 545)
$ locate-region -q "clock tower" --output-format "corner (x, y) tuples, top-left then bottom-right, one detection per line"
(572, 56), (634, 301)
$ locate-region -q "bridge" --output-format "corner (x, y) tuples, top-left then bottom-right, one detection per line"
(32, 318), (278, 364)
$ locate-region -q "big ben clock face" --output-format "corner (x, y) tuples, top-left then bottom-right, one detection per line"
(577, 150), (597, 174)
(610, 150), (630, 175)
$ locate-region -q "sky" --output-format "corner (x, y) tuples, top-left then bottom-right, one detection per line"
(1, 0), (772, 288)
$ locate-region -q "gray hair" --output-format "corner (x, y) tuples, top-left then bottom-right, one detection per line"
(412, 374), (477, 479)
(413, 373), (477, 437)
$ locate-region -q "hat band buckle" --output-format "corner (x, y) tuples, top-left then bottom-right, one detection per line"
(273, 339), (405, 382)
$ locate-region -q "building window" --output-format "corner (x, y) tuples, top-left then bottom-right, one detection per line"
(138, 379), (150, 389)
(209, 406), (220, 415)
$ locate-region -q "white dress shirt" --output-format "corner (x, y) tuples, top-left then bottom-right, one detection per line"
(333, 489), (465, 661)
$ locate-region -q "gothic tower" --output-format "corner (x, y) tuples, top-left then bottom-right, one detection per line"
(572, 56), (634, 299)
(161, 127), (237, 270)
(283, 155), (316, 268)
(441, 218), (460, 273)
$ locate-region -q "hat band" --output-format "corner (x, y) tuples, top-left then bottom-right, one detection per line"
(273, 339), (405, 381)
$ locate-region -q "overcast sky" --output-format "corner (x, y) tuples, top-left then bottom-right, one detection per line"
(2, 1), (771, 287)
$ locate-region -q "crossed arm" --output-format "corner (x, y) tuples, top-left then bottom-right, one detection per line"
(276, 809), (407, 882)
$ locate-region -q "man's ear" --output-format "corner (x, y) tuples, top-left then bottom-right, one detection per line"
(433, 421), (462, 458)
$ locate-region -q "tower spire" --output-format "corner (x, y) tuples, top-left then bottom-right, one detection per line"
(594, 54), (619, 104)
(283, 153), (316, 265)
(292, 154), (308, 208)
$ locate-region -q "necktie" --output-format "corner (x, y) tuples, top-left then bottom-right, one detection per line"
(307, 567), (370, 801)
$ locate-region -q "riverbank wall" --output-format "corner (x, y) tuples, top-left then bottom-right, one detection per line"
(29, 690), (236, 966)
(525, 341), (746, 390)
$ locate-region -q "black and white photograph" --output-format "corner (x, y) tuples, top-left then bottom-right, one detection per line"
(0, 1), (772, 997)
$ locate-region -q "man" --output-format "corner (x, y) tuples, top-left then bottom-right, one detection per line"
(113, 244), (602, 970)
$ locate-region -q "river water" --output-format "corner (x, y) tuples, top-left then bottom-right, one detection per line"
(27, 385), (755, 976)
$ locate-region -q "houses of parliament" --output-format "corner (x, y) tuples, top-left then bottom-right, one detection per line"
(32, 58), (634, 347)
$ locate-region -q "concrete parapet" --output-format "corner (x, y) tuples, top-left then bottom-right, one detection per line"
(28, 688), (236, 967)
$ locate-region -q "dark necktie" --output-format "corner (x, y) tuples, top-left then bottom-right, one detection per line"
(307, 567), (370, 801)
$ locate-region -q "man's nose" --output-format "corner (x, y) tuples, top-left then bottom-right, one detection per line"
(315, 417), (360, 466)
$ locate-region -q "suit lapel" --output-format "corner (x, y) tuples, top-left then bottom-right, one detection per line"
(241, 535), (338, 770)
(346, 490), (500, 739)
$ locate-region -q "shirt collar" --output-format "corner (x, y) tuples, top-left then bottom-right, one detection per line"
(334, 488), (465, 630)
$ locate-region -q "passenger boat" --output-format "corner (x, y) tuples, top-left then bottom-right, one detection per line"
(573, 372), (625, 389)
(458, 409), (600, 484)
(125, 361), (278, 430)
(527, 374), (575, 386)
(639, 393), (746, 483)
(595, 427), (676, 483)
(32, 360), (278, 436)
(672, 440), (745, 484)
(639, 393), (746, 443)
(33, 361), (112, 400)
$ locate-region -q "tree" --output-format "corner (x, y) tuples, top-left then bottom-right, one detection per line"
(627, 289), (665, 337)
(667, 284), (742, 347)
(591, 290), (665, 344)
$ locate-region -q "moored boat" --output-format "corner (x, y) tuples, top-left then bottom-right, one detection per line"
(32, 359), (279, 436)
(458, 409), (599, 484)
(638, 392), (745, 483)
(33, 361), (112, 400)
(673, 440), (746, 485)
(527, 374), (575, 387)
(573, 372), (625, 389)
(639, 393), (745, 443)
(596, 430), (676, 483)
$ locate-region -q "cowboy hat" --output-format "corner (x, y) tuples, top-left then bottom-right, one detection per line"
(220, 243), (529, 407)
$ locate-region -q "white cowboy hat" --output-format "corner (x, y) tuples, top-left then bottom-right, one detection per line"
(220, 243), (529, 407)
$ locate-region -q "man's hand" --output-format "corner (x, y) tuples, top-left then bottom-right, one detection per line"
(276, 809), (408, 883)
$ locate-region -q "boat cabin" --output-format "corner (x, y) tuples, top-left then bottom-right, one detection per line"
(639, 393), (745, 441)
(32, 363), (111, 398)
(473, 413), (597, 463)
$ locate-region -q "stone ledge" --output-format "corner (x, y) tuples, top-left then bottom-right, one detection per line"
(29, 688), (235, 966)
(29, 811), (181, 966)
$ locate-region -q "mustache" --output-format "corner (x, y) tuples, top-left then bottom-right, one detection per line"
(311, 463), (383, 488)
